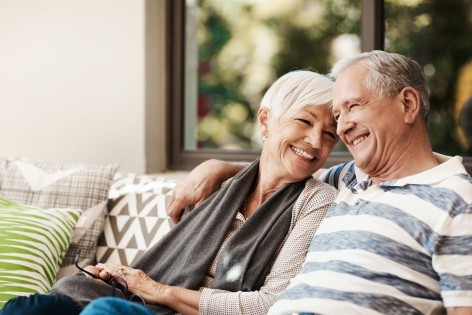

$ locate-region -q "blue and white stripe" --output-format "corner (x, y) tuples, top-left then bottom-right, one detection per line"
(269, 155), (472, 315)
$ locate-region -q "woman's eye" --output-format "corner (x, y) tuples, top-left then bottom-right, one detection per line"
(324, 131), (337, 140)
(297, 118), (311, 125)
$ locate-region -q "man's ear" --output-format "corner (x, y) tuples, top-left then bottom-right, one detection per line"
(400, 87), (421, 124)
(257, 107), (270, 136)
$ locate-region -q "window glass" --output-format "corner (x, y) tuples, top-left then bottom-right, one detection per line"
(385, 0), (472, 156)
(184, 0), (360, 152)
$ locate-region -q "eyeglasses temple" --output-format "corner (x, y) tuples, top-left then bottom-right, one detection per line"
(75, 249), (99, 279)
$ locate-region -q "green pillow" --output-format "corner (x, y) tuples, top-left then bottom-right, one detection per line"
(0, 198), (82, 308)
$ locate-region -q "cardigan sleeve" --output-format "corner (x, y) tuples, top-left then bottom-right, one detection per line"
(198, 179), (338, 315)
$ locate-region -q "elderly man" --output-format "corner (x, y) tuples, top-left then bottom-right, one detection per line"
(168, 50), (472, 315)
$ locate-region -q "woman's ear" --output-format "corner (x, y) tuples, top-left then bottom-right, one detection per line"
(401, 87), (421, 124)
(257, 107), (270, 137)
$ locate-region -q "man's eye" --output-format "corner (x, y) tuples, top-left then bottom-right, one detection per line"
(349, 104), (359, 111)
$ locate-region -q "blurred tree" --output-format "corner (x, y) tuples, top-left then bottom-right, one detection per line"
(195, 0), (360, 150)
(385, 0), (472, 155)
(193, 0), (472, 157)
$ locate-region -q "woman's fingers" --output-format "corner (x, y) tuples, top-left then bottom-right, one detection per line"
(83, 265), (101, 278)
(83, 265), (111, 283)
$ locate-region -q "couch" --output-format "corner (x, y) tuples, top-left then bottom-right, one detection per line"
(0, 157), (182, 308)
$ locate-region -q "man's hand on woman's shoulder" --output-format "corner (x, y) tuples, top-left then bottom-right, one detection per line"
(167, 159), (248, 223)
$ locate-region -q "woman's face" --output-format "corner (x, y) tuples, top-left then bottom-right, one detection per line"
(260, 105), (337, 181)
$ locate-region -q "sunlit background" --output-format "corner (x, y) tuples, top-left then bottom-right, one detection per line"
(183, 0), (472, 157)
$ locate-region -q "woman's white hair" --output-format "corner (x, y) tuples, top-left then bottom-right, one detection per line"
(260, 70), (333, 118)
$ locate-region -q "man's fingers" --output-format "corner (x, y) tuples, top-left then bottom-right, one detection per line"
(167, 195), (188, 224)
(168, 209), (183, 224)
(166, 159), (238, 223)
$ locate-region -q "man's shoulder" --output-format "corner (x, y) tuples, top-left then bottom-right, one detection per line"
(320, 161), (357, 190)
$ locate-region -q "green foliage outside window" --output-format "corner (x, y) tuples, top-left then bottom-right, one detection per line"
(195, 0), (360, 150)
(192, 0), (472, 157)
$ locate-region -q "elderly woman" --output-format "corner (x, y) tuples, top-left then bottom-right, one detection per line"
(1, 70), (338, 315)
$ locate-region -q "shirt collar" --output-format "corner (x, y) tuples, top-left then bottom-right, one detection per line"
(353, 153), (466, 189)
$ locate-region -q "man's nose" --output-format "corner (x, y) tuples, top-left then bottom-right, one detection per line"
(336, 114), (354, 137)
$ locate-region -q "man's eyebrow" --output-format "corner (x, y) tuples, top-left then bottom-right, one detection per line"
(335, 97), (369, 109)
(344, 97), (363, 104)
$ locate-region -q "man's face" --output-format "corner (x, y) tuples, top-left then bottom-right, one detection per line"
(332, 64), (407, 176)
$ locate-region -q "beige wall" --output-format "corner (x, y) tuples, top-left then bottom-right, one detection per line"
(0, 0), (166, 174)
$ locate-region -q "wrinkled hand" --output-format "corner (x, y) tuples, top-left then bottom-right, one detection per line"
(82, 265), (111, 283)
(167, 159), (237, 224)
(96, 263), (165, 304)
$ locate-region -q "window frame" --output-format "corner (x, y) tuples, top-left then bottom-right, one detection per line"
(166, 0), (472, 173)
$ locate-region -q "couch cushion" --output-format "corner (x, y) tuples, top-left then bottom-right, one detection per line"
(0, 158), (118, 278)
(96, 173), (176, 266)
(0, 198), (82, 308)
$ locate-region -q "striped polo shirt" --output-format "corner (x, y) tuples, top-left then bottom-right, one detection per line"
(269, 155), (472, 315)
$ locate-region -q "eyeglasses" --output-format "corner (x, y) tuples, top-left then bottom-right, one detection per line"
(75, 249), (146, 306)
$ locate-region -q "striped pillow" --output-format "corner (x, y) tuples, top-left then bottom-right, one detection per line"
(0, 198), (82, 308)
(0, 158), (118, 278)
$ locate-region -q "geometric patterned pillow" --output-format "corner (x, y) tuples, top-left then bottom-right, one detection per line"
(0, 158), (118, 279)
(0, 198), (82, 308)
(96, 173), (176, 266)
(107, 172), (178, 198)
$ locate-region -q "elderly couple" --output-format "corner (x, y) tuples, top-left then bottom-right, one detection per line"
(2, 50), (471, 315)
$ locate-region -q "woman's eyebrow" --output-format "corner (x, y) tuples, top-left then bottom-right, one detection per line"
(303, 110), (318, 120)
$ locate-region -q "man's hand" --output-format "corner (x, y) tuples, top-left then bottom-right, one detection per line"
(167, 159), (247, 223)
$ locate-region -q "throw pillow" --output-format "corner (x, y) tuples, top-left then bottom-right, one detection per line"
(0, 158), (118, 278)
(0, 198), (82, 308)
(96, 173), (176, 265)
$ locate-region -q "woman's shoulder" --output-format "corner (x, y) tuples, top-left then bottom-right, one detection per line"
(293, 178), (338, 215)
(303, 177), (339, 197)
(289, 178), (337, 227)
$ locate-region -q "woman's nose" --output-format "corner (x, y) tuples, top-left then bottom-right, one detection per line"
(305, 131), (322, 149)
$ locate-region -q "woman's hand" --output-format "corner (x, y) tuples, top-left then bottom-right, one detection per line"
(167, 159), (247, 223)
(95, 263), (165, 304)
(82, 265), (111, 283)
(96, 264), (203, 314)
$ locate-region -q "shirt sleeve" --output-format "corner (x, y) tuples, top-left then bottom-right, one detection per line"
(198, 180), (338, 315)
(435, 200), (472, 308)
(319, 161), (354, 190)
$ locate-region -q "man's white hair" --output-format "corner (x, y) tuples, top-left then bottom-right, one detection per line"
(329, 50), (430, 125)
